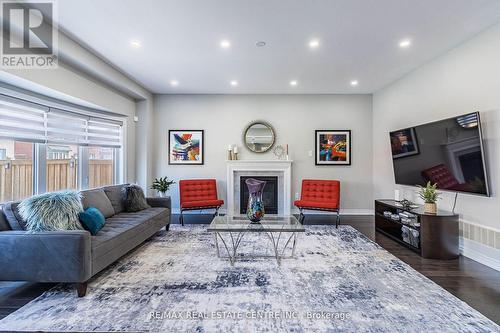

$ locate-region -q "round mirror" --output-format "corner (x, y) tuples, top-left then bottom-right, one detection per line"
(244, 121), (276, 153)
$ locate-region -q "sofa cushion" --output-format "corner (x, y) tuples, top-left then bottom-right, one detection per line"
(104, 184), (127, 214)
(91, 207), (169, 260)
(81, 188), (115, 218)
(2, 201), (27, 230)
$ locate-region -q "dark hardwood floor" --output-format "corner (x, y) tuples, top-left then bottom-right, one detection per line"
(1, 214), (499, 326)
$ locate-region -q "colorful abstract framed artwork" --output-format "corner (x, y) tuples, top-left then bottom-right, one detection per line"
(390, 127), (419, 159)
(168, 130), (204, 165)
(315, 130), (351, 166)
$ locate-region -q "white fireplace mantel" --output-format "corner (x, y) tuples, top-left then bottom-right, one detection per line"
(226, 160), (293, 216)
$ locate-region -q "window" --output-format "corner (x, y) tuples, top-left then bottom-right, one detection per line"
(0, 93), (123, 203)
(0, 140), (34, 202)
(46, 145), (79, 191)
(88, 147), (115, 188)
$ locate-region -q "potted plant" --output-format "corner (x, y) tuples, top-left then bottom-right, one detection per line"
(417, 181), (440, 214)
(151, 177), (176, 197)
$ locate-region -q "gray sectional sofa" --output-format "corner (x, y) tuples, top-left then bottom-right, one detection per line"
(0, 184), (171, 297)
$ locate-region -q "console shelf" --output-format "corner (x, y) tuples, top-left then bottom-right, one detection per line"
(375, 200), (459, 259)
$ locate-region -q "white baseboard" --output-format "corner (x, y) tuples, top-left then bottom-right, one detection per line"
(460, 238), (500, 272)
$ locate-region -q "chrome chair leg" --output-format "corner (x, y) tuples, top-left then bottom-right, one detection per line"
(299, 208), (305, 224)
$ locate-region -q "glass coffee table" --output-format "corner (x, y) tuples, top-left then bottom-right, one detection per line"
(207, 215), (305, 265)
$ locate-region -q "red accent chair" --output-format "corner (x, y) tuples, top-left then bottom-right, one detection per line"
(179, 179), (224, 225)
(294, 179), (341, 227)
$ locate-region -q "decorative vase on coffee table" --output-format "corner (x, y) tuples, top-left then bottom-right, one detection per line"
(245, 178), (266, 223)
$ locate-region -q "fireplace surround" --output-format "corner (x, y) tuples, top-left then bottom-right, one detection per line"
(226, 160), (292, 216)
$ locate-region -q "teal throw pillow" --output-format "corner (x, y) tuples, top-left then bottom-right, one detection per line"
(79, 207), (105, 236)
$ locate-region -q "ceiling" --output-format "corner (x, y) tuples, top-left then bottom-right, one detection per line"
(55, 0), (500, 94)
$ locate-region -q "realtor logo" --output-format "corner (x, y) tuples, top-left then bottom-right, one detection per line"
(1, 0), (58, 68)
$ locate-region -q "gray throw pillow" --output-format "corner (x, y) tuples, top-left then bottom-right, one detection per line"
(104, 184), (128, 214)
(18, 190), (84, 232)
(81, 188), (116, 218)
(2, 201), (27, 230)
(122, 185), (151, 212)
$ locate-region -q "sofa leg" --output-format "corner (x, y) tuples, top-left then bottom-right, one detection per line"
(76, 282), (88, 297)
(213, 207), (220, 218)
(335, 211), (340, 228)
(166, 223), (170, 231)
(179, 210), (184, 226)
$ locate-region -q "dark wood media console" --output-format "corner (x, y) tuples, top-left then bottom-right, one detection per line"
(375, 200), (459, 259)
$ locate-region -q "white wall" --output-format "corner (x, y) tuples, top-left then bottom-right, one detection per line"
(153, 94), (373, 214)
(373, 22), (500, 266)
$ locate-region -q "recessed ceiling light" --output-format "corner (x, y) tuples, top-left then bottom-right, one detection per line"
(256, 41), (266, 47)
(309, 39), (320, 49)
(220, 40), (231, 49)
(170, 80), (179, 87)
(289, 80), (298, 86)
(399, 39), (411, 48)
(350, 80), (359, 86)
(230, 80), (238, 86)
(129, 39), (142, 48)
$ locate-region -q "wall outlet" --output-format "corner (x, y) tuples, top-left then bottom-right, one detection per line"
(295, 192), (300, 200)
(308, 150), (313, 157)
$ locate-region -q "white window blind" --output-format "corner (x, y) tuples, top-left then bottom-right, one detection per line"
(87, 118), (122, 148)
(46, 109), (88, 145)
(0, 94), (123, 148)
(0, 94), (48, 142)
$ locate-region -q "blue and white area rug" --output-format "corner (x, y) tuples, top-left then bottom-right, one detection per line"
(0, 225), (498, 332)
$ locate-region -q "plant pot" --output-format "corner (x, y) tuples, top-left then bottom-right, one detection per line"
(157, 191), (167, 198)
(424, 202), (437, 214)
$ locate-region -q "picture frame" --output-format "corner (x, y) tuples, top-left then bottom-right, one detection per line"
(315, 130), (351, 166)
(168, 130), (204, 165)
(390, 127), (419, 159)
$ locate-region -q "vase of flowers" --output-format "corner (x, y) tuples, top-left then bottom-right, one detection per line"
(245, 178), (266, 223)
(151, 177), (176, 197)
(417, 181), (440, 214)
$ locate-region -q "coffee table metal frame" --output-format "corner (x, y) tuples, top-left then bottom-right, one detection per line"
(208, 215), (304, 266)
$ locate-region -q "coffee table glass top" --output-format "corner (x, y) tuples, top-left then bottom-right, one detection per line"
(207, 215), (305, 232)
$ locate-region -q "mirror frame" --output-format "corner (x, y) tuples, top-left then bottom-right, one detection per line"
(243, 120), (276, 153)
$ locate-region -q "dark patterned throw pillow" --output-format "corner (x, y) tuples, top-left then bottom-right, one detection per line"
(122, 184), (151, 212)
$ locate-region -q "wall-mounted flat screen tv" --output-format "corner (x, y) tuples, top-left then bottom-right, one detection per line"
(390, 112), (490, 196)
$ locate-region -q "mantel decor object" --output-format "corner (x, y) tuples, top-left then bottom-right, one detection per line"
(233, 146), (238, 160)
(245, 178), (266, 223)
(273, 145), (285, 160)
(243, 121), (275, 153)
